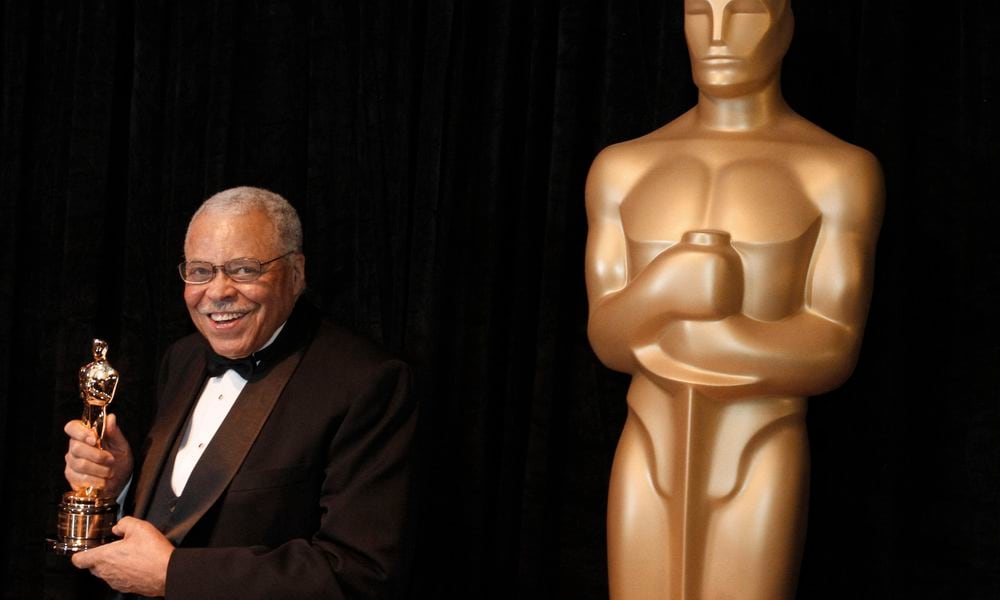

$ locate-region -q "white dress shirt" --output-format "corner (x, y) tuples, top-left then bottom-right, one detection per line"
(170, 324), (284, 496)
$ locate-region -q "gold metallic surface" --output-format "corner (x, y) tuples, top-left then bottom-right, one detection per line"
(49, 339), (122, 554)
(78, 338), (119, 447)
(50, 492), (119, 555)
(584, 1), (883, 598)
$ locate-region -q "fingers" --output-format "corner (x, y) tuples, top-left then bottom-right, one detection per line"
(64, 455), (113, 485)
(66, 436), (114, 469)
(65, 419), (116, 489)
(64, 463), (111, 492)
(65, 415), (131, 459)
(64, 420), (98, 446)
(64, 415), (134, 495)
(70, 519), (141, 569)
(69, 518), (171, 596)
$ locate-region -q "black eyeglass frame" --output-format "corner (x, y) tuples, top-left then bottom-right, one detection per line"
(178, 251), (297, 284)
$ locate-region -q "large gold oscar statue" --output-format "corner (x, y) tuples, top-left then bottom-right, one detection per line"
(585, 1), (883, 598)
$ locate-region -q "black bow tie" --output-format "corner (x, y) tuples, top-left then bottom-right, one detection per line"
(206, 352), (258, 379)
(202, 305), (308, 381)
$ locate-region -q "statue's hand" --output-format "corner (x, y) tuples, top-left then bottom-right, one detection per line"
(639, 230), (744, 321)
(64, 413), (133, 498)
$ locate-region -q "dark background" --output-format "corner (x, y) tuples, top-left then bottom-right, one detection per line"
(1, 0), (998, 598)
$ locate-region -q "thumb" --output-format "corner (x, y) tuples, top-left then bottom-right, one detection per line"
(111, 516), (139, 538)
(103, 414), (128, 447)
(71, 547), (96, 569)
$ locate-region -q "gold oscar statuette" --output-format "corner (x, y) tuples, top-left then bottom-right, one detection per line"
(48, 339), (121, 555)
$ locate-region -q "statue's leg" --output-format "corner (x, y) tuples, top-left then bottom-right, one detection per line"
(608, 409), (674, 600)
(700, 416), (809, 600)
(609, 376), (690, 600)
(82, 402), (107, 447)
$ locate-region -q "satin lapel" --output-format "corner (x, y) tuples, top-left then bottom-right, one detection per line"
(162, 348), (303, 544)
(133, 361), (207, 519)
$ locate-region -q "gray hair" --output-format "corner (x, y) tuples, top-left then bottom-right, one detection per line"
(186, 186), (303, 254)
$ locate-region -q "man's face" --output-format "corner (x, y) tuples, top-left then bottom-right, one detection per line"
(183, 210), (305, 359)
(684, 0), (792, 97)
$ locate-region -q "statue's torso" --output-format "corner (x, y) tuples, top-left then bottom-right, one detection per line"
(602, 135), (837, 497)
(619, 138), (824, 321)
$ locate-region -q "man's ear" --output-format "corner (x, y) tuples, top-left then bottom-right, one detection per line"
(292, 253), (306, 295)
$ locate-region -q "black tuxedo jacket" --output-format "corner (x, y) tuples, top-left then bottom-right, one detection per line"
(130, 302), (416, 599)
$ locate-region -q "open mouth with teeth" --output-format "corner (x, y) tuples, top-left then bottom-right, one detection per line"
(209, 312), (249, 325)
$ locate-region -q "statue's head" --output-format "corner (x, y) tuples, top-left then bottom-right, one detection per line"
(684, 0), (794, 98)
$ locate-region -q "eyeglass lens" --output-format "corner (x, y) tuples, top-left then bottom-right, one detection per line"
(180, 259), (263, 283)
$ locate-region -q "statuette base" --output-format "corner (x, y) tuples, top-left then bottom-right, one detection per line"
(47, 491), (118, 555)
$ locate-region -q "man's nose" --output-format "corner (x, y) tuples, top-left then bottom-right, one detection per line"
(204, 270), (238, 300)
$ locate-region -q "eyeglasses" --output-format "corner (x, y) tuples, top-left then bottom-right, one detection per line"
(178, 251), (296, 284)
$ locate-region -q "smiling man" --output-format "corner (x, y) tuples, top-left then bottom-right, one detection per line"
(183, 203), (304, 360)
(64, 187), (417, 599)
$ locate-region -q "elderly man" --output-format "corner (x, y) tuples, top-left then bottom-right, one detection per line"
(64, 187), (416, 598)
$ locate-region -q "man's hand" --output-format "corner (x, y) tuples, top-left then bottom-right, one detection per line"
(71, 517), (174, 596)
(64, 413), (133, 498)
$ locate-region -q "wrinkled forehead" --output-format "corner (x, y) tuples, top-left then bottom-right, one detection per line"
(184, 209), (282, 257)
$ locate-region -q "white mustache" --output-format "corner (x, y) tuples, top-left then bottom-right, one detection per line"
(199, 303), (250, 315)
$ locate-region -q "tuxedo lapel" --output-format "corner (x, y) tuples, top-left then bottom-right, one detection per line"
(133, 355), (207, 519)
(160, 347), (303, 544)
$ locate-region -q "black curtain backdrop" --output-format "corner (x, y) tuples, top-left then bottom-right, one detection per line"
(1, 1), (998, 598)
